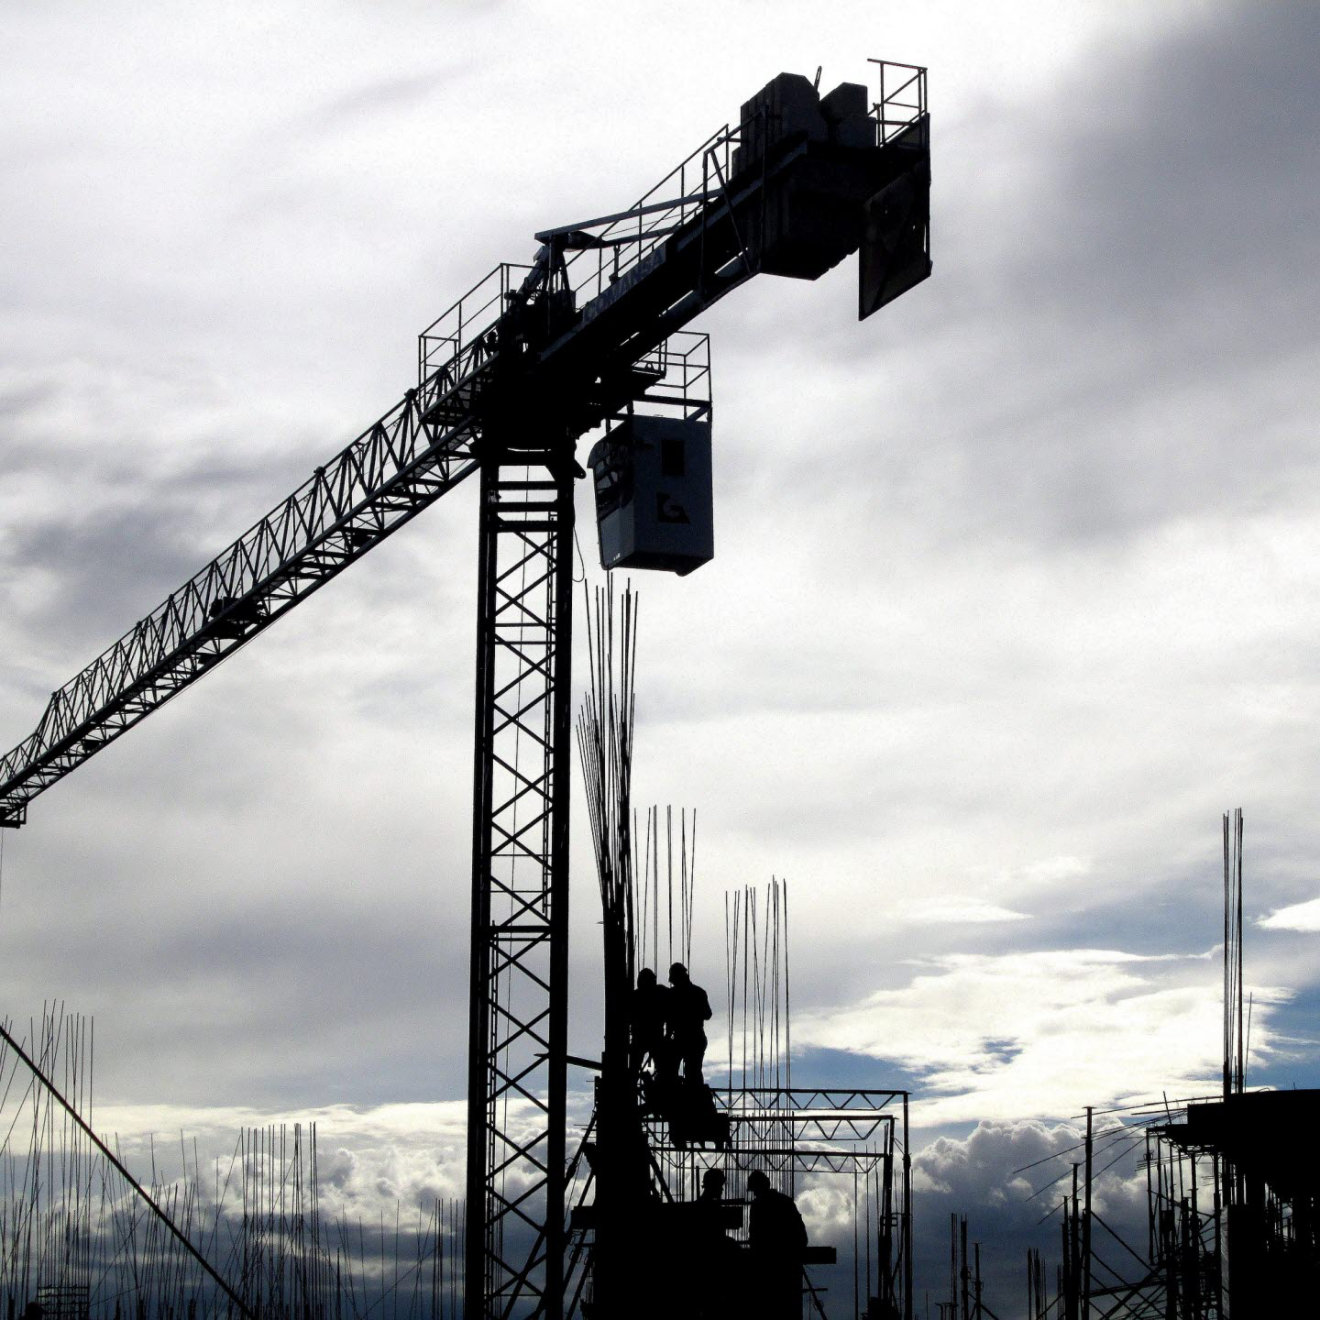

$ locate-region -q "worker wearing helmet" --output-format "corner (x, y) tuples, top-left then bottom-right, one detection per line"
(666, 962), (712, 1081)
(631, 967), (673, 1079)
(694, 1168), (736, 1317)
(746, 1170), (808, 1320)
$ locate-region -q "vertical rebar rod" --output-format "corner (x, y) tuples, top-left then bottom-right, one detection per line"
(0, 1019), (253, 1320)
(1222, 811), (1231, 1101)
(1235, 808), (1245, 1094)
(1082, 1106), (1092, 1320)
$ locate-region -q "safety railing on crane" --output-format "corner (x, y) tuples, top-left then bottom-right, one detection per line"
(416, 262), (533, 409)
(871, 59), (927, 145)
(415, 127), (738, 407)
(414, 59), (926, 420)
(565, 56), (927, 312)
(628, 331), (712, 424)
(558, 122), (738, 312)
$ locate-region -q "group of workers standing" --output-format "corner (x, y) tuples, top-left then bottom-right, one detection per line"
(631, 961), (712, 1083)
(629, 963), (810, 1316)
(631, 961), (728, 1146)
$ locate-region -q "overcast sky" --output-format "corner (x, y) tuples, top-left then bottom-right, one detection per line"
(3, 0), (1319, 1309)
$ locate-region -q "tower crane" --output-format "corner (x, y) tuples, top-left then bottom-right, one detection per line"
(0, 62), (930, 1320)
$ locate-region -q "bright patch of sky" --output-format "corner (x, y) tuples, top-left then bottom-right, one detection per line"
(1259, 897), (1320, 932)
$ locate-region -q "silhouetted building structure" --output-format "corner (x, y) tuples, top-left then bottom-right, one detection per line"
(1151, 1090), (1320, 1317)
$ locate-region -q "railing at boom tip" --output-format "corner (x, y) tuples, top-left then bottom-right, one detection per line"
(415, 58), (925, 409)
(870, 60), (928, 144)
(566, 55), (927, 303)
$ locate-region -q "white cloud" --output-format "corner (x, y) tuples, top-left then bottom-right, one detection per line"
(93, 1099), (469, 1219)
(900, 1115), (1160, 1310)
(913, 1116), (1151, 1247)
(1258, 897), (1320, 932)
(794, 949), (1238, 1124)
(905, 899), (1030, 925)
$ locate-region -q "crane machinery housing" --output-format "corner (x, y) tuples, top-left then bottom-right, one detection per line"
(0, 61), (931, 1320)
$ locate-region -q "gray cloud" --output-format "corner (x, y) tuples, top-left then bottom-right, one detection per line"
(710, 6), (1320, 561)
(1030, 6), (1320, 329)
(909, 1116), (1152, 1311)
(304, 70), (462, 133)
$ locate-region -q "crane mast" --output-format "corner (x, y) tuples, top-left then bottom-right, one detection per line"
(0, 62), (931, 1320)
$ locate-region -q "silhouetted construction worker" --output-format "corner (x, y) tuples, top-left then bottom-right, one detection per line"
(694, 1169), (738, 1319)
(746, 1170), (807, 1320)
(667, 962), (712, 1080)
(699, 1166), (726, 1203)
(631, 967), (673, 1078)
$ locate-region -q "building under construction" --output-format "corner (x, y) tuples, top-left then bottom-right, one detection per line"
(567, 585), (912, 1320)
(1022, 815), (1320, 1320)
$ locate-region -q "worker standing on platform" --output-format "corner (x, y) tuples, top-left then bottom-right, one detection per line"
(694, 1168), (737, 1318)
(631, 967), (671, 1077)
(667, 962), (712, 1081)
(746, 1170), (807, 1320)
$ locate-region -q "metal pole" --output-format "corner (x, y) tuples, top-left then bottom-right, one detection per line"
(465, 459), (499, 1320)
(1222, 811), (1231, 1101)
(903, 1095), (913, 1320)
(1069, 1167), (1080, 1320)
(959, 1217), (969, 1320)
(1235, 809), (1245, 1094)
(544, 458), (575, 1320)
(1083, 1108), (1093, 1320)
(465, 444), (574, 1320)
(949, 1214), (957, 1320)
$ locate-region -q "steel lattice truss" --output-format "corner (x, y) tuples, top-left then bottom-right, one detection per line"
(0, 381), (484, 828)
(465, 457), (575, 1320)
(645, 1087), (909, 1174)
(720, 1086), (906, 1143)
(609, 1086), (913, 1320)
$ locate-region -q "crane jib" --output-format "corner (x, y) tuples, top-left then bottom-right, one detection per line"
(1, 74), (929, 835)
